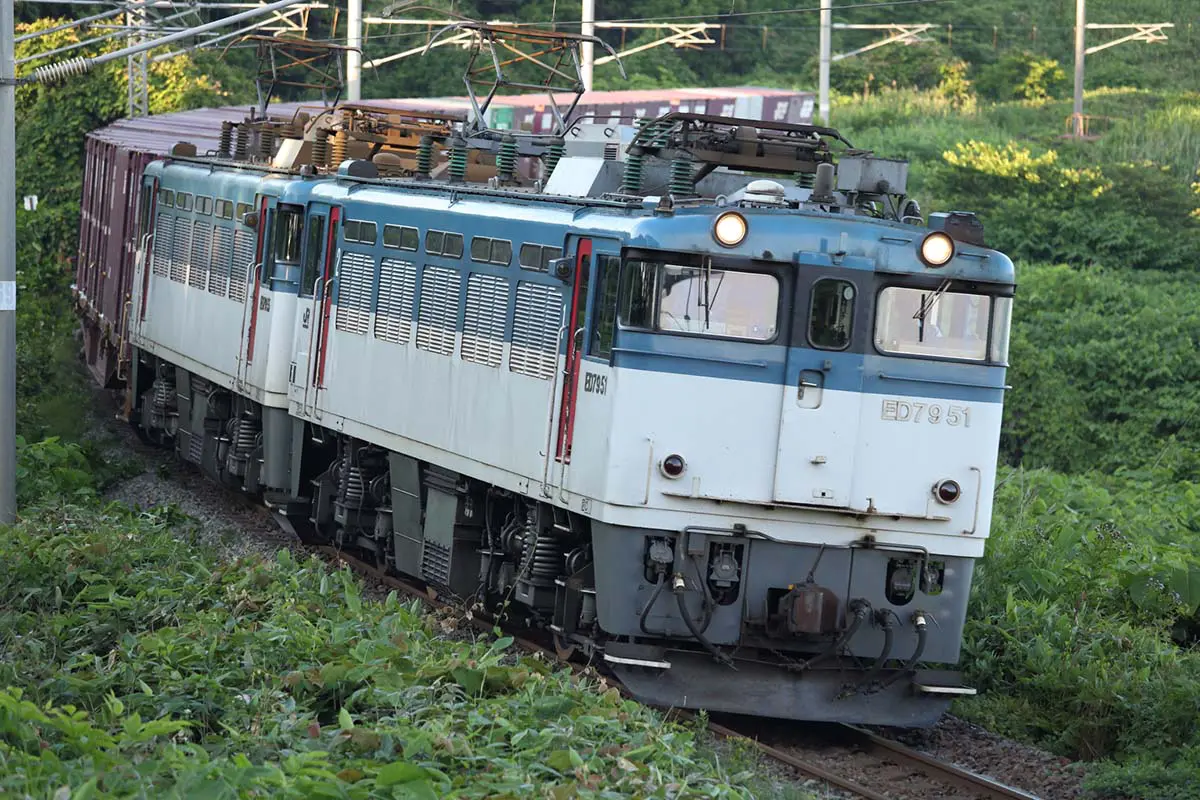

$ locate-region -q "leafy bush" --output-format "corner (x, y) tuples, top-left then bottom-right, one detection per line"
(1000, 264), (1200, 481)
(13, 436), (95, 508)
(974, 51), (1067, 102)
(962, 468), (1200, 796)
(0, 505), (779, 798)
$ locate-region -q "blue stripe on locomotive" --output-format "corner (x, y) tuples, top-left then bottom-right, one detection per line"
(150, 162), (1012, 404)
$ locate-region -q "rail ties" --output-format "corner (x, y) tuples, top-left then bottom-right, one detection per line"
(840, 725), (1044, 800)
(706, 720), (893, 800)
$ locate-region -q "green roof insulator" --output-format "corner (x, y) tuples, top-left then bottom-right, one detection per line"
(622, 147), (645, 195)
(796, 171), (815, 189)
(416, 135), (434, 179)
(669, 156), (694, 197)
(448, 138), (468, 183)
(497, 134), (518, 183)
(542, 139), (565, 182)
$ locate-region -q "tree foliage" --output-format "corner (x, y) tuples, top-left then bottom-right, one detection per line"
(13, 19), (229, 441)
(927, 140), (1200, 271)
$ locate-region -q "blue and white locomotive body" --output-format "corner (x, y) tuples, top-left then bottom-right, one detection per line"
(125, 108), (1013, 726)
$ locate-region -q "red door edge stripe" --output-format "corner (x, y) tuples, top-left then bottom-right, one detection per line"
(556, 238), (591, 463)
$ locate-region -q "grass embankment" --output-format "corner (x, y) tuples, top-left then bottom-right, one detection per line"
(0, 450), (794, 799)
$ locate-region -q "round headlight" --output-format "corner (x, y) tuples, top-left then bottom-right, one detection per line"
(713, 212), (747, 247)
(919, 231), (955, 267)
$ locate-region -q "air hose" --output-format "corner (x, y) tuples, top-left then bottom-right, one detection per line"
(674, 574), (734, 668)
(860, 611), (896, 687)
(882, 612), (929, 688)
(638, 573), (669, 636)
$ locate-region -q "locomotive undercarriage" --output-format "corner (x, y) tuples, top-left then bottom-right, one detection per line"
(131, 349), (968, 726)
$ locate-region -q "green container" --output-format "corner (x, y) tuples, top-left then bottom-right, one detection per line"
(489, 105), (514, 131)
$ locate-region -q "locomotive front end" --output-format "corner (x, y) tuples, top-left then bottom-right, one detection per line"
(577, 165), (1013, 726)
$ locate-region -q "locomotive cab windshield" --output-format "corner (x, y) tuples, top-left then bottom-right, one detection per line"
(618, 254), (781, 343)
(875, 284), (1012, 364)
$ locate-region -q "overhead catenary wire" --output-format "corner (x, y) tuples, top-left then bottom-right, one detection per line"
(14, 7), (125, 42)
(16, 4), (202, 66)
(23, 0), (308, 83)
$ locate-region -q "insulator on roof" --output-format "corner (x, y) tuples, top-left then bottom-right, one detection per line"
(233, 125), (250, 162)
(218, 121), (234, 159)
(312, 129), (330, 169)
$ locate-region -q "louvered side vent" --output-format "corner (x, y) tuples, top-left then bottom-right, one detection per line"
(230, 230), (254, 303)
(421, 540), (451, 586)
(334, 252), (374, 335)
(152, 213), (172, 277)
(183, 430), (203, 465)
(209, 227), (233, 297)
(375, 257), (416, 344)
(170, 217), (191, 284)
(189, 221), (211, 289)
(416, 266), (461, 356)
(603, 142), (619, 160)
(461, 274), (509, 367)
(510, 282), (564, 380)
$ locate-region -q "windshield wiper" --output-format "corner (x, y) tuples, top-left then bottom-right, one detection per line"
(914, 279), (952, 323)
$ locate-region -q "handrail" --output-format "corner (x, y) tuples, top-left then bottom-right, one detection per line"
(541, 322), (569, 496)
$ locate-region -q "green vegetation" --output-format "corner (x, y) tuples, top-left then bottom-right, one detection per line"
(6, 1), (1200, 797)
(1, 466), (780, 799)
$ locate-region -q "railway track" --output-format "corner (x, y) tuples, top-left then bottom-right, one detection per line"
(317, 544), (1043, 800)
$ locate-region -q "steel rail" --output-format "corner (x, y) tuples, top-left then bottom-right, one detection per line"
(705, 720), (891, 800)
(841, 725), (1044, 800)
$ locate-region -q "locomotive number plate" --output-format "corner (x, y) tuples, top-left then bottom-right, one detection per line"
(881, 398), (971, 427)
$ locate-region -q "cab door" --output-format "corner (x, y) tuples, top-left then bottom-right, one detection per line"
(773, 272), (863, 507)
(294, 203), (339, 417)
(132, 177), (158, 335)
(237, 194), (274, 388)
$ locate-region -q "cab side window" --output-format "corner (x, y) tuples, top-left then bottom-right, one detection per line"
(301, 216), (326, 297)
(590, 254), (620, 357)
(808, 279), (855, 350)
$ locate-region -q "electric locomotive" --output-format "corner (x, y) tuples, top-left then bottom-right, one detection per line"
(106, 28), (1015, 727)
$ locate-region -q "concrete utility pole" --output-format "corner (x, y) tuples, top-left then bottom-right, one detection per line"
(127, 0), (149, 117)
(347, 0), (362, 101)
(1073, 0), (1085, 138)
(1, 0), (14, 525)
(580, 0), (594, 91)
(818, 0), (831, 124)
